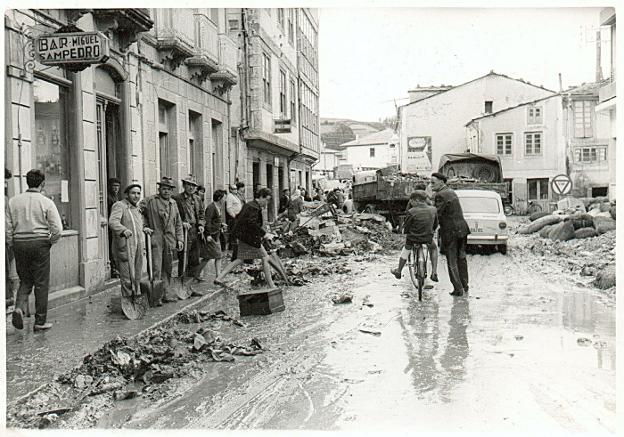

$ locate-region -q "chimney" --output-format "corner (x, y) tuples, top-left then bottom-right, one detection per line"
(596, 30), (603, 82)
(558, 73), (563, 92)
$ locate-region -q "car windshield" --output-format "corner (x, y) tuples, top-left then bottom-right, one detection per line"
(459, 197), (500, 214)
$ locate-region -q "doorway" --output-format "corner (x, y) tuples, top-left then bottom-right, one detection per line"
(96, 98), (121, 279)
(266, 163), (274, 220)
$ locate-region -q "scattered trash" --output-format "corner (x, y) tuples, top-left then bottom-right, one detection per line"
(332, 293), (353, 304)
(359, 327), (382, 336)
(577, 337), (592, 346)
(113, 389), (138, 401)
(362, 295), (374, 307)
(514, 335), (524, 341)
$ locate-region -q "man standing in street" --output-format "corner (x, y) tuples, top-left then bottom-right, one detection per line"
(6, 169), (62, 331)
(430, 172), (470, 297)
(109, 184), (149, 304)
(225, 183), (244, 260)
(173, 176), (205, 281)
(278, 189), (290, 214)
(142, 177), (184, 304)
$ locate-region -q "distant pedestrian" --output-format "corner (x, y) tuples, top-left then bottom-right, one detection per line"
(342, 194), (354, 214)
(215, 188), (277, 289)
(109, 184), (149, 303)
(301, 188), (312, 202)
(195, 189), (228, 284)
(6, 169), (62, 331)
(5, 168), (15, 308)
(235, 181), (247, 204)
(142, 177), (184, 304)
(173, 176), (205, 279)
(430, 172), (470, 296)
(278, 189), (290, 214)
(225, 183), (244, 260)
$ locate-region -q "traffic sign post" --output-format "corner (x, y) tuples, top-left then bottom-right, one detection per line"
(551, 174), (573, 196)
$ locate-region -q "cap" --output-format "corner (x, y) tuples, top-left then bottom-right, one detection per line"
(431, 172), (448, 183)
(181, 175), (199, 187)
(157, 176), (176, 188)
(124, 183), (142, 194)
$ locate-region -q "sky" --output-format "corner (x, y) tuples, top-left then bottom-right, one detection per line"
(318, 7), (609, 122)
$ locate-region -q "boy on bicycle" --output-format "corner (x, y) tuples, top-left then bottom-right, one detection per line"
(391, 190), (438, 281)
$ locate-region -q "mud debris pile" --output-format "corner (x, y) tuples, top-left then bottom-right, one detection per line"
(6, 310), (262, 429)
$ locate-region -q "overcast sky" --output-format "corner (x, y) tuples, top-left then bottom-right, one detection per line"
(318, 7), (608, 122)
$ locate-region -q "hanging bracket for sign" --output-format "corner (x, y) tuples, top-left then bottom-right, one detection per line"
(35, 25), (110, 72)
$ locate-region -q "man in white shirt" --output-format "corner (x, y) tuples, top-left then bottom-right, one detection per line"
(6, 169), (62, 331)
(225, 184), (244, 260)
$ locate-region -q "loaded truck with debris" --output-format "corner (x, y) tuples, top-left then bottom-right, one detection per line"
(351, 153), (509, 226)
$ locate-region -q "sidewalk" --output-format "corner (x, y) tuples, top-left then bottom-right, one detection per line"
(5, 278), (235, 404)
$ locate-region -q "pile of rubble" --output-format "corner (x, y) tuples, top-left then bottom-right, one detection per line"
(269, 211), (401, 259)
(511, 199), (616, 291)
(6, 310), (262, 429)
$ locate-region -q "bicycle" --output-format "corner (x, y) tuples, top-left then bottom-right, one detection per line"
(407, 243), (429, 301)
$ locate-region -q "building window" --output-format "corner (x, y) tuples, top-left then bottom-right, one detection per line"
(33, 78), (71, 228)
(289, 79), (296, 123)
(277, 8), (285, 30)
(527, 106), (543, 124)
(484, 101), (493, 114)
(228, 19), (239, 31)
(575, 146), (607, 163)
(262, 53), (271, 106)
(528, 178), (549, 200)
(524, 132), (542, 156)
(496, 133), (512, 156)
(574, 100), (594, 138)
(279, 70), (287, 117)
(287, 9), (294, 45)
(369, 148), (375, 158)
(194, 16), (202, 49)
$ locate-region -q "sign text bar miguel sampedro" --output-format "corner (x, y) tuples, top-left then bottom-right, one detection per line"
(35, 32), (110, 66)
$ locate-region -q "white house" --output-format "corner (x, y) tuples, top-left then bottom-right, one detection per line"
(339, 129), (398, 171)
(314, 142), (344, 177)
(465, 94), (567, 213)
(398, 72), (556, 174)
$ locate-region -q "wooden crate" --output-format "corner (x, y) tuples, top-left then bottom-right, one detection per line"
(237, 288), (285, 316)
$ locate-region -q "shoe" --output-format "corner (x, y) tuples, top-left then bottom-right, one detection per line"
(390, 268), (402, 280)
(162, 296), (178, 303)
(33, 322), (52, 331)
(449, 290), (464, 297)
(12, 308), (24, 330)
(192, 277), (205, 283)
(190, 290), (204, 297)
(430, 273), (439, 282)
(156, 299), (163, 307)
(424, 280), (434, 290)
(464, 285), (469, 293)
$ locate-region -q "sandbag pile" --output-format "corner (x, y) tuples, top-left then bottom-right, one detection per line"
(517, 209), (615, 242)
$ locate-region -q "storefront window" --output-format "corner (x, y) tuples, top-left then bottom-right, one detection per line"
(33, 78), (71, 229)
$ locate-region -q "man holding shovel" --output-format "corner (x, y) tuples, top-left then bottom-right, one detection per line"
(174, 176), (205, 290)
(109, 184), (150, 315)
(142, 177), (184, 304)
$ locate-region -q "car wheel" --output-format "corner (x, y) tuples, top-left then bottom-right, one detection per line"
(498, 244), (507, 255)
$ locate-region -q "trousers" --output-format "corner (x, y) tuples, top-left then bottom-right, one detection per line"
(13, 239), (52, 325)
(445, 236), (469, 292)
(178, 226), (200, 277)
(152, 238), (175, 298)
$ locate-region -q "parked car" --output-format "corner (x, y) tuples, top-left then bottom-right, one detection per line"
(455, 189), (508, 254)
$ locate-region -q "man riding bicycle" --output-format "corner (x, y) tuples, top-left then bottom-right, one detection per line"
(391, 190), (438, 281)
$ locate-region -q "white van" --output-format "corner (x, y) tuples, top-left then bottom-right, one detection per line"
(455, 189), (508, 254)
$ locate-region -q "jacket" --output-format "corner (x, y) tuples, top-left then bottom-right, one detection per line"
(225, 192), (243, 218)
(109, 199), (144, 267)
(403, 201), (438, 244)
(173, 192), (205, 227)
(433, 186), (470, 248)
(231, 200), (266, 248)
(204, 202), (222, 238)
(142, 195), (184, 248)
(6, 190), (63, 246)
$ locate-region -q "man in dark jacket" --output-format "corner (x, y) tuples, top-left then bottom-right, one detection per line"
(214, 188), (276, 288)
(431, 172), (470, 296)
(391, 190), (438, 281)
(173, 176), (205, 279)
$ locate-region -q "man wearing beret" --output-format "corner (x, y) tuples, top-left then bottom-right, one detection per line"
(142, 177), (184, 304)
(430, 172), (470, 296)
(109, 184), (150, 302)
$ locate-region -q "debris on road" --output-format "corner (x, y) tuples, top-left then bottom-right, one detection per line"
(359, 327), (382, 336)
(332, 292), (353, 304)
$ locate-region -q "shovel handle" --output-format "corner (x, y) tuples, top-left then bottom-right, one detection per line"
(146, 233), (153, 283)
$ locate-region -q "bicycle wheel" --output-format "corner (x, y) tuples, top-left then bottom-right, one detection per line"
(416, 247), (426, 301)
(407, 250), (419, 291)
(528, 203), (543, 215)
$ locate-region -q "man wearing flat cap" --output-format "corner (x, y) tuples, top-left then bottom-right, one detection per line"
(109, 184), (149, 302)
(430, 172), (471, 297)
(142, 177), (184, 304)
(173, 176), (205, 280)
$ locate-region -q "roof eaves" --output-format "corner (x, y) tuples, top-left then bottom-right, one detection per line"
(465, 93), (561, 126)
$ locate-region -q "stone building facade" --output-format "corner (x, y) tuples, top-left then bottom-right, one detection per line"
(5, 8), (238, 296)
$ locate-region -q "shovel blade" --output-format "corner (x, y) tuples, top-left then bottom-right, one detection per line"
(170, 279), (191, 300)
(121, 295), (149, 320)
(140, 280), (164, 307)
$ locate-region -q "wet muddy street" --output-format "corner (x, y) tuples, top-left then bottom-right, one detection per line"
(91, 250), (615, 432)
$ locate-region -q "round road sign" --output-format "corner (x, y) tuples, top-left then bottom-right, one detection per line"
(551, 174), (573, 195)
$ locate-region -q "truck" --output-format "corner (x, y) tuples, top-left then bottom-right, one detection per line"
(351, 153), (509, 226)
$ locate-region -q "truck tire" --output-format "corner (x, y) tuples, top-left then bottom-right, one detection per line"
(364, 204), (377, 213)
(498, 244), (508, 255)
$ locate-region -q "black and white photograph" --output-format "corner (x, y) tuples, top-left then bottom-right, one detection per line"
(2, 1), (619, 433)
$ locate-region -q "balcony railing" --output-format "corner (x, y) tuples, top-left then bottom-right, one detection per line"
(210, 33), (238, 87)
(186, 15), (219, 79)
(154, 9), (195, 69)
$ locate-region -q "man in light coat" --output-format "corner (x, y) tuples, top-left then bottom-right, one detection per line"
(142, 177), (184, 303)
(109, 184), (149, 301)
